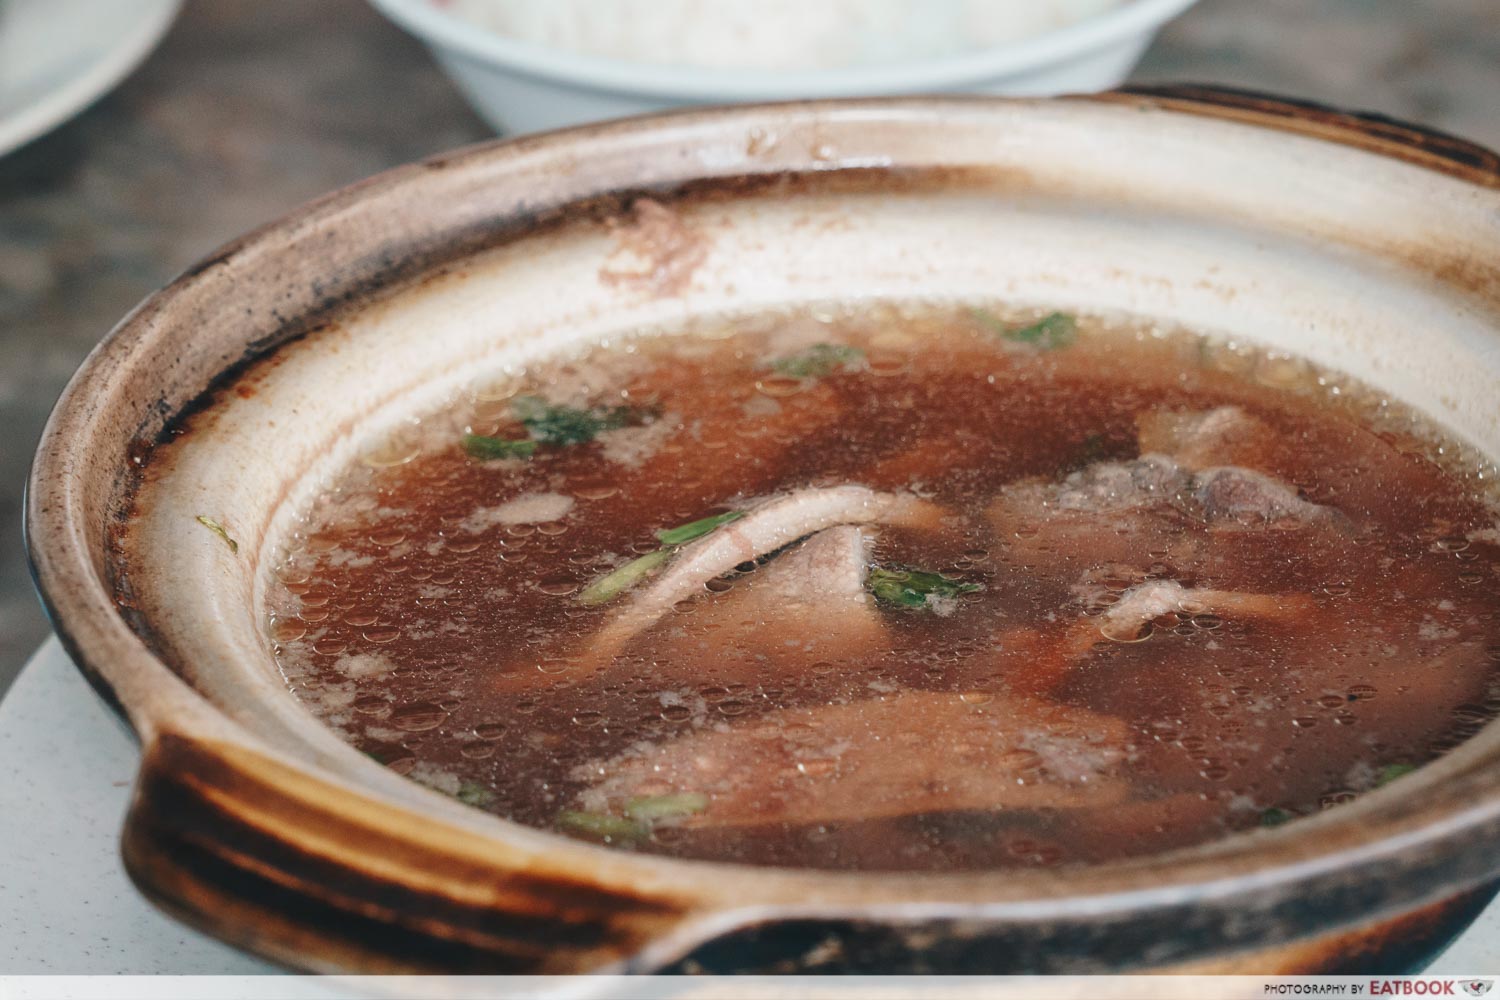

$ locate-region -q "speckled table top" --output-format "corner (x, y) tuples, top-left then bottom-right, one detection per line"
(0, 0), (1497, 694)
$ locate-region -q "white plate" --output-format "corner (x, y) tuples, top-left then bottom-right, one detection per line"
(0, 0), (180, 158)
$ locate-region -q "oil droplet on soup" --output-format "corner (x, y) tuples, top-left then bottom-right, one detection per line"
(266, 303), (1500, 871)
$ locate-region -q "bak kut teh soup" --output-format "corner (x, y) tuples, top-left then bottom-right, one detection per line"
(259, 303), (1500, 871)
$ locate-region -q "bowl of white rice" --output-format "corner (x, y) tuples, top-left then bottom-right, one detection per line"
(368, 0), (1200, 134)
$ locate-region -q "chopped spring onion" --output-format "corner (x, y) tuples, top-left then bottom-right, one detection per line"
(461, 433), (537, 461)
(462, 397), (645, 460)
(1260, 807), (1293, 828)
(457, 782), (495, 807)
(557, 793), (708, 843)
(556, 810), (649, 841)
(624, 792), (709, 823)
(577, 549), (672, 606)
(655, 510), (745, 546)
(973, 310), (1078, 351)
(867, 565), (981, 610)
(770, 343), (866, 378)
(195, 516), (239, 554)
(512, 395), (635, 446)
(1376, 763), (1417, 787)
(577, 509), (746, 606)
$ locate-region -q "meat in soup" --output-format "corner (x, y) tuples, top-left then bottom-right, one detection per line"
(261, 304), (1500, 870)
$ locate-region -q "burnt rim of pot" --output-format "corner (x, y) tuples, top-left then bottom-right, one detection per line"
(23, 90), (1500, 958)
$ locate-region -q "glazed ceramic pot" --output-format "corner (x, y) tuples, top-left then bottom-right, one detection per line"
(25, 89), (1500, 975)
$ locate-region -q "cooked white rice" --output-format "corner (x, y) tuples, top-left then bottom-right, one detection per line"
(440, 0), (1124, 71)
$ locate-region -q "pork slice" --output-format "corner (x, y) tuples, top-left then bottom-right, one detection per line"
(1086, 579), (1316, 644)
(755, 523), (873, 610)
(1137, 406), (1279, 471)
(970, 577), (1318, 697)
(988, 456), (1198, 573)
(990, 453), (1343, 580)
(573, 690), (1129, 829)
(584, 486), (943, 662)
(1051, 454), (1192, 513)
(663, 525), (886, 668)
(988, 455), (1190, 545)
(992, 455), (1189, 525)
(1193, 466), (1344, 529)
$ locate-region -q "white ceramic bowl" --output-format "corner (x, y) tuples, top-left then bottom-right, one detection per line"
(368, 0), (1200, 134)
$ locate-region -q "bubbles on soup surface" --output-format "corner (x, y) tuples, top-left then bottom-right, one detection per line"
(264, 302), (1500, 871)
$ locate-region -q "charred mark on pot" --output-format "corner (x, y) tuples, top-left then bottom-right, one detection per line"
(1111, 85), (1500, 187)
(599, 198), (709, 296)
(645, 884), (1500, 975)
(109, 161), (1019, 494)
(121, 733), (684, 972)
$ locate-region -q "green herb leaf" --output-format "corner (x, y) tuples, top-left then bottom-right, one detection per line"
(456, 782), (495, 807)
(1007, 312), (1077, 350)
(867, 565), (981, 610)
(463, 397), (645, 458)
(655, 510), (745, 546)
(556, 810), (649, 842)
(1376, 763), (1418, 787)
(770, 343), (866, 378)
(512, 395), (634, 446)
(461, 433), (538, 461)
(624, 792), (709, 824)
(974, 309), (1078, 351)
(577, 549), (673, 606)
(556, 795), (707, 843)
(578, 512), (746, 606)
(195, 515), (239, 554)
(1260, 807), (1293, 828)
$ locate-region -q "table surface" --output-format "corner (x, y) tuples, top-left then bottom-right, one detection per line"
(0, 642), (273, 975)
(2, 0), (1500, 696)
(2, 638), (1499, 975)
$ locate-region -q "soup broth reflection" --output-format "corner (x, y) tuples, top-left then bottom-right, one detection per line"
(265, 304), (1500, 871)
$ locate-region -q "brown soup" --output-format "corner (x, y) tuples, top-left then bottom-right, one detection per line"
(262, 303), (1500, 871)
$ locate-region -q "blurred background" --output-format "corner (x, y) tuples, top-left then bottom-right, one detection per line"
(1, 0), (1497, 694)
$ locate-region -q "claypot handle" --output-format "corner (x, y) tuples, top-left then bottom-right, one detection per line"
(1110, 84), (1500, 187)
(119, 728), (698, 974)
